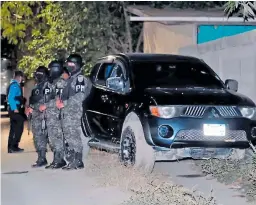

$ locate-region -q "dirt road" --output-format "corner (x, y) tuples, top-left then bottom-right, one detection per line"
(1, 112), (252, 205)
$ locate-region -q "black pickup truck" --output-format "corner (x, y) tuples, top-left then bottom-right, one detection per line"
(81, 53), (256, 173)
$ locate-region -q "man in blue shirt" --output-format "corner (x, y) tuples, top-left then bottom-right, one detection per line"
(7, 70), (26, 153)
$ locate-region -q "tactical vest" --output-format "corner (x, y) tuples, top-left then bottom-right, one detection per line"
(43, 82), (54, 103)
(55, 80), (64, 98)
(29, 83), (44, 106)
(29, 81), (54, 105)
(61, 75), (85, 101)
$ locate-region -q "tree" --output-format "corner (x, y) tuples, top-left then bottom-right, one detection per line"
(18, 3), (71, 77)
(224, 1), (256, 20)
(1, 1), (40, 68)
(1, 1), (71, 77)
(1, 2), (40, 45)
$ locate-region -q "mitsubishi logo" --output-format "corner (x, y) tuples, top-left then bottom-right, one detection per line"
(208, 107), (220, 118)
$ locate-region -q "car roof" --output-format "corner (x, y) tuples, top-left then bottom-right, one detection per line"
(115, 53), (202, 63)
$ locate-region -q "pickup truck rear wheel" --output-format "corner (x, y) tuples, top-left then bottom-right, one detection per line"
(119, 112), (155, 174)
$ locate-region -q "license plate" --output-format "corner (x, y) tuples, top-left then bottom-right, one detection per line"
(203, 124), (226, 137)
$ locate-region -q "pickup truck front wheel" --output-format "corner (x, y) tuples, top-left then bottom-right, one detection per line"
(119, 112), (155, 174)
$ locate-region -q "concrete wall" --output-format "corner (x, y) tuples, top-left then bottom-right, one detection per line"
(144, 22), (196, 54)
(179, 30), (256, 103)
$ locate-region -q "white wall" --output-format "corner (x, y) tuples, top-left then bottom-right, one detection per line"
(179, 30), (256, 103)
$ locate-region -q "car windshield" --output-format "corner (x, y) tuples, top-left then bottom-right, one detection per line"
(131, 60), (224, 89)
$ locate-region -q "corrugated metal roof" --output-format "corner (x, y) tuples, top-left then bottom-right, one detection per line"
(127, 6), (225, 18)
(127, 6), (256, 25)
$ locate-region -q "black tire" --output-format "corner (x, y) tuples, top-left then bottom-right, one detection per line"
(80, 116), (91, 159)
(81, 116), (88, 137)
(81, 113), (91, 138)
(119, 112), (155, 174)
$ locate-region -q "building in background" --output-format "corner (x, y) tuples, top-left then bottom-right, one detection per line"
(128, 6), (256, 54)
(1, 57), (14, 111)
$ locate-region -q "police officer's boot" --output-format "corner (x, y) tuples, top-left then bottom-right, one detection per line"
(45, 151), (66, 169)
(76, 152), (84, 169)
(45, 151), (57, 169)
(52, 152), (66, 169)
(32, 150), (47, 168)
(62, 150), (78, 170)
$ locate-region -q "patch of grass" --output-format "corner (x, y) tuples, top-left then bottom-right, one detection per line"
(195, 149), (256, 202)
(85, 149), (217, 205)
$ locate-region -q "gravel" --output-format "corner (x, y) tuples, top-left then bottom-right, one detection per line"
(194, 149), (256, 202)
(85, 149), (217, 205)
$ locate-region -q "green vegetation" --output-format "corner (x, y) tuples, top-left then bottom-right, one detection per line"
(224, 1), (256, 20)
(1, 2), (70, 77)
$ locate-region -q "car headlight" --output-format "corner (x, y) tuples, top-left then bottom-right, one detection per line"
(149, 106), (183, 119)
(239, 107), (256, 119)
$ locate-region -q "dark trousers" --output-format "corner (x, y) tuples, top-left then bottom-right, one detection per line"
(8, 111), (25, 149)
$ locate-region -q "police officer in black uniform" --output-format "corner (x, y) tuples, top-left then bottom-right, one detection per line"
(45, 60), (67, 169)
(28, 66), (54, 167)
(56, 54), (92, 170)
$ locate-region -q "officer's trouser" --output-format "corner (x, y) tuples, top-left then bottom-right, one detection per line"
(31, 114), (47, 152)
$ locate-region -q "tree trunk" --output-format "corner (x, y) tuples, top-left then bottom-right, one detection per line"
(122, 2), (133, 52)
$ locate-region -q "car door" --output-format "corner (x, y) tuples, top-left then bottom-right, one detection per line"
(85, 58), (131, 141)
(104, 58), (131, 142)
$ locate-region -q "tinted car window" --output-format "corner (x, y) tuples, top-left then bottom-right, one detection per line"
(131, 61), (224, 89)
(96, 62), (126, 85)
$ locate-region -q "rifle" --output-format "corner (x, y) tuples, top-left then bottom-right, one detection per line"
(27, 111), (32, 135)
(27, 95), (34, 135)
(58, 85), (70, 160)
(41, 84), (47, 135)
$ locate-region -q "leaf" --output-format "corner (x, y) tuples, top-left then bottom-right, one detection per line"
(224, 1), (256, 19)
(16, 23), (26, 31)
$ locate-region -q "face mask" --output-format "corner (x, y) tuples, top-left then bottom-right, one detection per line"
(35, 73), (45, 83)
(66, 62), (77, 74)
(20, 80), (25, 87)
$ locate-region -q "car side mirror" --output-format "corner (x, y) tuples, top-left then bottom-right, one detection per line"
(106, 77), (124, 92)
(225, 79), (238, 92)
